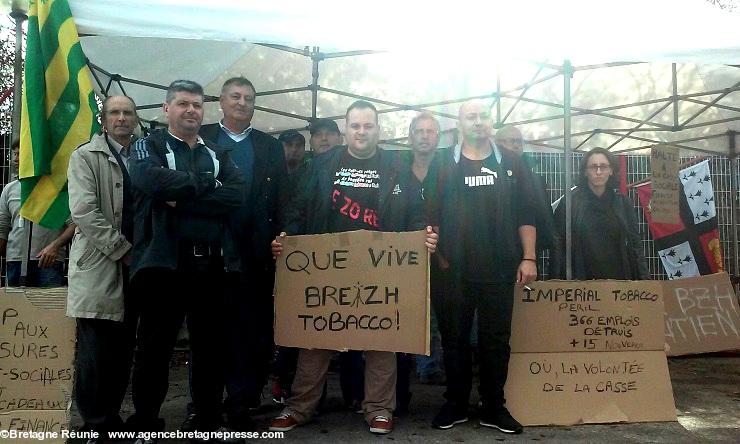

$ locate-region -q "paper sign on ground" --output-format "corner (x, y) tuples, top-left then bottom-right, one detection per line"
(662, 272), (740, 356)
(510, 280), (665, 353)
(0, 288), (75, 443)
(506, 280), (676, 425)
(274, 230), (430, 355)
(505, 351), (676, 425)
(650, 145), (681, 224)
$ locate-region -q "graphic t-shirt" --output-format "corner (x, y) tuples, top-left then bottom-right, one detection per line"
(329, 151), (381, 232)
(459, 154), (501, 281)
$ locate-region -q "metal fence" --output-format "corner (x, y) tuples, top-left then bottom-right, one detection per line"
(530, 152), (738, 280)
(0, 134), (736, 282)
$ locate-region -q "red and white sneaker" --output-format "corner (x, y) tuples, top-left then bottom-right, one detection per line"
(369, 415), (393, 434)
(269, 412), (299, 432)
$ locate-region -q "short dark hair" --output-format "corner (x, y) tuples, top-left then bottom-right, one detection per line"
(345, 100), (378, 123)
(101, 95), (137, 118)
(166, 80), (204, 103)
(221, 77), (256, 95)
(278, 129), (305, 144)
(580, 146), (620, 189)
(10, 139), (19, 150)
(309, 118), (340, 135)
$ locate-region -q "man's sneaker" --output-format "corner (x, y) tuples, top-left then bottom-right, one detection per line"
(479, 407), (523, 434)
(369, 415), (393, 434)
(269, 412), (299, 432)
(181, 412), (198, 432)
(347, 399), (363, 414)
(432, 402), (469, 430)
(181, 413), (220, 433)
(214, 426), (244, 443)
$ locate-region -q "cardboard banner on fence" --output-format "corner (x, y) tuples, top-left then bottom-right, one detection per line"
(0, 288), (75, 443)
(274, 230), (430, 355)
(662, 272), (740, 356)
(649, 145), (681, 224)
(505, 280), (676, 425)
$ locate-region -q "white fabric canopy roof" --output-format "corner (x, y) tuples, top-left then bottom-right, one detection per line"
(62, 0), (740, 153)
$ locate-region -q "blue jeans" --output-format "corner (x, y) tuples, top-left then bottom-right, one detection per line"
(416, 308), (444, 378)
(6, 260), (65, 287)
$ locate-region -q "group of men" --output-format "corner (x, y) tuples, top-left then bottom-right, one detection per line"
(62, 74), (542, 442)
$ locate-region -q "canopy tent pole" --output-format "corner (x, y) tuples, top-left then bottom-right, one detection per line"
(10, 6), (27, 142)
(563, 60), (573, 280)
(310, 47), (321, 121)
(729, 130), (738, 278)
(10, 5), (29, 286)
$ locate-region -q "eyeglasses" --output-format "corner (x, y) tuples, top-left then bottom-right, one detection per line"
(587, 164), (612, 172)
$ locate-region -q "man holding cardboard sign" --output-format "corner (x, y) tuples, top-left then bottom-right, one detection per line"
(269, 100), (438, 435)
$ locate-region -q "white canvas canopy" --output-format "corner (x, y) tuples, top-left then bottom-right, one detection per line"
(51, 0), (740, 155)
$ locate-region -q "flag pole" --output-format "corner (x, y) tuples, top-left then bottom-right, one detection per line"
(10, 3), (28, 143)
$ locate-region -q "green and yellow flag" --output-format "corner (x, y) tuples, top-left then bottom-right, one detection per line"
(19, 0), (99, 229)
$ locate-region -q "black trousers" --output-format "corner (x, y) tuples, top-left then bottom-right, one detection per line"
(222, 269), (274, 423)
(435, 279), (514, 411)
(130, 254), (226, 430)
(74, 267), (137, 433)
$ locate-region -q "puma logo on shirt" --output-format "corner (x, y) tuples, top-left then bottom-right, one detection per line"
(464, 166), (497, 187)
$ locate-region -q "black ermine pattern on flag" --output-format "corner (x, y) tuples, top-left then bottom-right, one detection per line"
(635, 159), (723, 280)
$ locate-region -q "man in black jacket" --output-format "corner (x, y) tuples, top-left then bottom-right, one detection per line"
(199, 77), (288, 431)
(431, 100), (537, 435)
(127, 80), (245, 434)
(269, 100), (438, 435)
(495, 125), (559, 255)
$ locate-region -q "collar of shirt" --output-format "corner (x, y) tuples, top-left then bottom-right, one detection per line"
(453, 140), (502, 164)
(219, 120), (252, 142)
(107, 136), (129, 158)
(167, 130), (206, 149)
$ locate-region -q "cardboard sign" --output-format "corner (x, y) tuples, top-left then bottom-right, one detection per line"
(662, 272), (740, 356)
(510, 280), (665, 353)
(506, 280), (676, 425)
(274, 230), (430, 354)
(0, 288), (75, 443)
(505, 351), (676, 425)
(649, 145), (681, 224)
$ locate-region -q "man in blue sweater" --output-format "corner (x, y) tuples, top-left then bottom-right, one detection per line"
(199, 77), (288, 432)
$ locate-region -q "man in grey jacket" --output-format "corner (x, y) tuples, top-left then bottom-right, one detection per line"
(67, 95), (139, 439)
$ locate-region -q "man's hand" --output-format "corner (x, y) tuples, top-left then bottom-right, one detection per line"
(122, 252), (132, 266)
(516, 259), (537, 284)
(36, 243), (59, 268)
(272, 232), (286, 259)
(425, 226), (438, 254)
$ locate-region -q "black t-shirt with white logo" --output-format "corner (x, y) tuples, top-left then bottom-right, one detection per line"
(329, 151), (381, 232)
(460, 154), (500, 281)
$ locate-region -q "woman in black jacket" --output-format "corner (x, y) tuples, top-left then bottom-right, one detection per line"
(551, 147), (649, 280)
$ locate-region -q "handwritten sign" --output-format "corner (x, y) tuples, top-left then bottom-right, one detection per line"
(274, 230), (430, 354)
(650, 145), (681, 224)
(511, 280), (665, 353)
(506, 351), (675, 425)
(0, 288), (75, 442)
(506, 280), (676, 425)
(662, 272), (740, 356)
